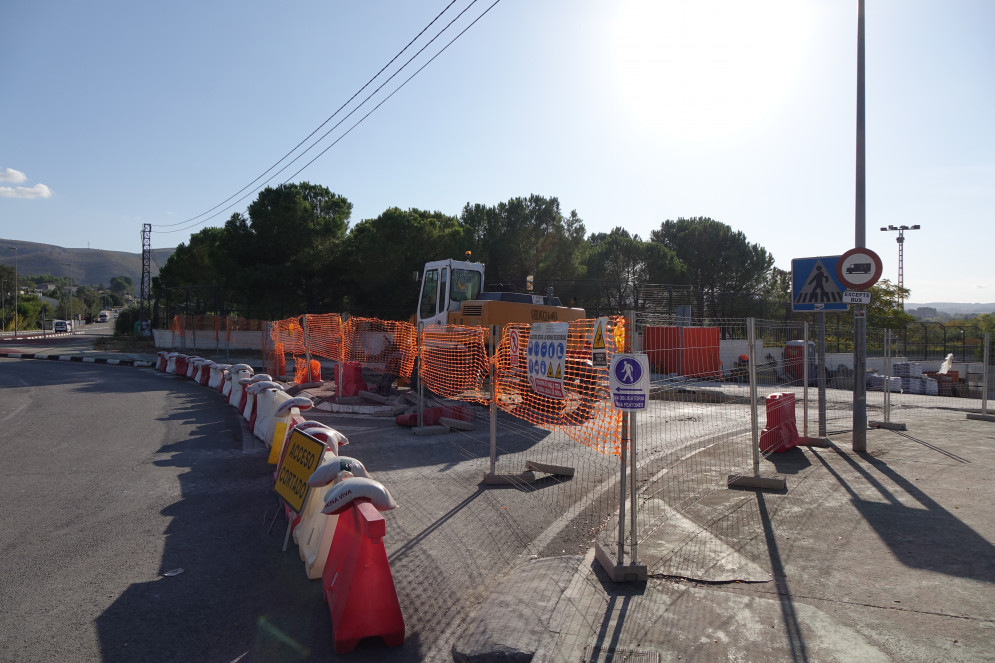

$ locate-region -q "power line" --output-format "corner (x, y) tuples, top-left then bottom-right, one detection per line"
(153, 0), (489, 237)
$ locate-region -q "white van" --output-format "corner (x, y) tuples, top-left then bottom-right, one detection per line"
(54, 320), (69, 333)
(98, 311), (110, 323)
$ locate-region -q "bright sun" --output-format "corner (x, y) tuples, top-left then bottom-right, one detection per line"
(612, 0), (814, 143)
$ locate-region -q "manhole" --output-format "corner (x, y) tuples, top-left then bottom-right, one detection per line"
(582, 645), (660, 662)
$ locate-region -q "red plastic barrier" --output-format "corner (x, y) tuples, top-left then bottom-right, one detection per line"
(395, 404), (475, 427)
(759, 392), (799, 453)
(198, 363), (212, 386)
(174, 355), (189, 376)
(322, 498), (404, 654)
(156, 351), (168, 372)
(341, 361), (363, 397)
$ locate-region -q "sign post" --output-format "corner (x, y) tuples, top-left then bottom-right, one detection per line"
(837, 246), (883, 451)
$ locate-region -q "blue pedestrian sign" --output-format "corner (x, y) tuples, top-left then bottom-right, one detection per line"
(791, 256), (848, 312)
(609, 354), (650, 410)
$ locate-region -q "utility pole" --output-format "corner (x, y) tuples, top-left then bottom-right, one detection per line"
(140, 224), (152, 335)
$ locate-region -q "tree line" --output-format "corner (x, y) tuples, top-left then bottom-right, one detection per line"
(153, 182), (913, 328)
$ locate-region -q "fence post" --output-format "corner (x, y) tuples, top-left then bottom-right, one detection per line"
(873, 328), (906, 431)
(416, 322), (424, 428)
(884, 328), (892, 423)
(968, 333), (994, 421)
(802, 321), (809, 438)
(985, 332), (991, 416)
(727, 317), (786, 490)
(627, 309), (638, 570)
(748, 317), (760, 477)
(489, 325), (497, 477)
(303, 315), (312, 380)
(818, 311), (827, 437)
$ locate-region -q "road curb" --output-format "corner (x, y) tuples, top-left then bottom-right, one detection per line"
(0, 351), (153, 367)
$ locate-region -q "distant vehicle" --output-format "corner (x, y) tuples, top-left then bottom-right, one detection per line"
(846, 262), (872, 275)
(98, 311), (110, 323)
(54, 320), (69, 333)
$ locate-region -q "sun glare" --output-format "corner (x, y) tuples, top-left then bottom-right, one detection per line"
(612, 0), (813, 143)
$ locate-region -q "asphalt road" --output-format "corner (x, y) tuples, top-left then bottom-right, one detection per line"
(0, 358), (338, 663)
(0, 354), (614, 662)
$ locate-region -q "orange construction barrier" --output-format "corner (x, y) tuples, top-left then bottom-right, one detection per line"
(321, 498), (404, 654)
(759, 392), (799, 453)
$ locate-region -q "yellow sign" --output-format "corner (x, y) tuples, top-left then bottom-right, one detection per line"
(274, 429), (326, 513)
(593, 319), (606, 349)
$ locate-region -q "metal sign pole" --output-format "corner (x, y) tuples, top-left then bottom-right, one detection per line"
(617, 411), (628, 567)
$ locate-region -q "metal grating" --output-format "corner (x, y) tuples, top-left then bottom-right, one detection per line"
(582, 645), (661, 663)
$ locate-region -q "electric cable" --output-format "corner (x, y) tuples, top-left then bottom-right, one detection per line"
(152, 0), (480, 235)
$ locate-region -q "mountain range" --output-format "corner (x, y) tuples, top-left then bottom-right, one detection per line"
(0, 238), (175, 288)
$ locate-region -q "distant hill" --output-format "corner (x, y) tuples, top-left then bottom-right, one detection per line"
(906, 302), (995, 316)
(0, 238), (174, 287)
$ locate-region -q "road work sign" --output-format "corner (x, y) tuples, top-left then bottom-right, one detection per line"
(275, 428), (325, 513)
(610, 353), (650, 410)
(528, 322), (568, 399)
(591, 317), (608, 367)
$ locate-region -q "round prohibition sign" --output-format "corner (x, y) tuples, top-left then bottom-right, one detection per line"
(836, 247), (883, 290)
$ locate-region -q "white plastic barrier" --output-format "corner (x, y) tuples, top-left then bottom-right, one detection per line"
(240, 374), (274, 421)
(166, 352), (180, 374)
(185, 356), (203, 379)
(248, 382), (285, 442)
(293, 449), (339, 579)
(268, 397), (314, 464)
(209, 363), (230, 390)
(227, 364), (254, 407)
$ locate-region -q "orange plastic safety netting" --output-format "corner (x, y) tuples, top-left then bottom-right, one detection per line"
(304, 313), (345, 362)
(342, 317), (418, 381)
(418, 325), (491, 404)
(492, 317), (627, 455)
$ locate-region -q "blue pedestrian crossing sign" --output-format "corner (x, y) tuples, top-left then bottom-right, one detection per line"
(791, 256), (848, 312)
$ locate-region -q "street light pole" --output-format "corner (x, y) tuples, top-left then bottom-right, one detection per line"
(879, 224), (920, 309)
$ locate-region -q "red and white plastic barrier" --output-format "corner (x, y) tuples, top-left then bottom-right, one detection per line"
(321, 497), (404, 654)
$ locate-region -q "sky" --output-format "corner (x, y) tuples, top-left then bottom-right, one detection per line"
(1, 0), (992, 304)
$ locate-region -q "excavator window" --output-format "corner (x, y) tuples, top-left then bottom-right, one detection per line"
(438, 267), (448, 315)
(420, 268), (439, 320)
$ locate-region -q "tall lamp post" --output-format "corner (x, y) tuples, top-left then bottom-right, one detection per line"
(880, 224), (920, 309)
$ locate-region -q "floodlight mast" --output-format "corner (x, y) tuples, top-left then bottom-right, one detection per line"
(879, 224), (921, 309)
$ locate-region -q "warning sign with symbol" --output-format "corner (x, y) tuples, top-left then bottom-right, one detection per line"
(508, 328), (521, 368)
(791, 256), (848, 312)
(591, 316), (608, 367)
(527, 322), (568, 399)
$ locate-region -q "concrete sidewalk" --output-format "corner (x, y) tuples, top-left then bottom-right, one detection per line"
(456, 413), (995, 662)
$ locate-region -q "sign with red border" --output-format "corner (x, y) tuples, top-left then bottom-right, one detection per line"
(836, 247), (883, 291)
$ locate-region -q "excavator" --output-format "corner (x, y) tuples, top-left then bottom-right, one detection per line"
(415, 252), (586, 331)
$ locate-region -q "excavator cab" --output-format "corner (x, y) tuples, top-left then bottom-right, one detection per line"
(417, 258), (484, 328)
